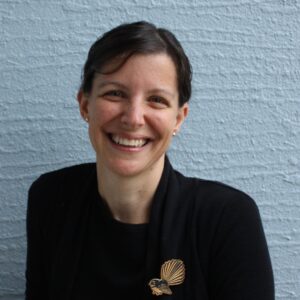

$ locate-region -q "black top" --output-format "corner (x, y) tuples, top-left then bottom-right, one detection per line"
(25, 157), (274, 300)
(72, 182), (148, 299)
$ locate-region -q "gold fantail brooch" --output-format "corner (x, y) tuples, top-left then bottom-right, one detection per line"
(148, 259), (185, 296)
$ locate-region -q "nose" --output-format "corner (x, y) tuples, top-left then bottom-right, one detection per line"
(120, 101), (145, 129)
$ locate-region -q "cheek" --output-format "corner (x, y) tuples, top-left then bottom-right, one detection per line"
(150, 113), (178, 135)
(90, 102), (120, 125)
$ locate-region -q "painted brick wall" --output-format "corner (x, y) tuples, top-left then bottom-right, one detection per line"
(0, 0), (299, 299)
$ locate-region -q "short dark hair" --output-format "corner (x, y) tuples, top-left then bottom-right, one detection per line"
(79, 21), (192, 107)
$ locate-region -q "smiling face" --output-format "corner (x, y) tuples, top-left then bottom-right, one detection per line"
(78, 53), (188, 177)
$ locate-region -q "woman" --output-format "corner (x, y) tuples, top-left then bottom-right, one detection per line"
(26, 21), (274, 299)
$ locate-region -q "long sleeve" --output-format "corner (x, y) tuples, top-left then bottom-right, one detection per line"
(24, 163), (96, 300)
(208, 193), (274, 300)
(25, 177), (48, 299)
(25, 172), (62, 299)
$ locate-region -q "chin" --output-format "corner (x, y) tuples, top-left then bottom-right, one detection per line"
(105, 159), (147, 177)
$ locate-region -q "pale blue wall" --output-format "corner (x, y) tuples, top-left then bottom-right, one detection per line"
(1, 1), (299, 299)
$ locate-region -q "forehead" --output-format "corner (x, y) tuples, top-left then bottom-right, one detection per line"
(100, 51), (176, 72)
(94, 53), (178, 88)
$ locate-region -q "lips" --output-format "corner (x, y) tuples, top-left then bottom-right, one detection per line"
(110, 134), (149, 148)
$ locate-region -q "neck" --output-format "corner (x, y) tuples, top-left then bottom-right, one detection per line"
(96, 157), (165, 224)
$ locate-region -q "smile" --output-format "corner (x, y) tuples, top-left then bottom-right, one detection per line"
(110, 134), (148, 148)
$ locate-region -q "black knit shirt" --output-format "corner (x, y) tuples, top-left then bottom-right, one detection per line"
(72, 185), (148, 300)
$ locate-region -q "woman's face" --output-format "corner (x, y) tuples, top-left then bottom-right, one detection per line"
(78, 53), (188, 177)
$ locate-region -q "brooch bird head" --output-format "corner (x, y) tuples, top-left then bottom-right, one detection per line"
(148, 259), (185, 296)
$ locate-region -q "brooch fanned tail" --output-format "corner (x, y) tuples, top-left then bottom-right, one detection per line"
(161, 259), (185, 285)
(149, 259), (185, 296)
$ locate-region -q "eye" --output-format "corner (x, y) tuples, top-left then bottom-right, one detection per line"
(149, 96), (168, 108)
(150, 96), (163, 103)
(105, 90), (124, 97)
(102, 90), (126, 101)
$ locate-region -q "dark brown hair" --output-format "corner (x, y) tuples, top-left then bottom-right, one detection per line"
(80, 21), (192, 107)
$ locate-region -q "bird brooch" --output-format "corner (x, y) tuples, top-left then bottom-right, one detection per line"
(148, 259), (185, 296)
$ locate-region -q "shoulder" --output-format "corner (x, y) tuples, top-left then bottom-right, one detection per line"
(28, 163), (96, 210)
(35, 162), (96, 182)
(173, 170), (265, 247)
(174, 169), (259, 216)
(29, 163), (96, 192)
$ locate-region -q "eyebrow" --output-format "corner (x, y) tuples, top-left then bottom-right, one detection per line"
(148, 88), (176, 98)
(96, 81), (127, 90)
(96, 81), (176, 98)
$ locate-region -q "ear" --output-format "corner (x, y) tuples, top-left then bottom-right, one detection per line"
(77, 90), (89, 120)
(174, 103), (189, 132)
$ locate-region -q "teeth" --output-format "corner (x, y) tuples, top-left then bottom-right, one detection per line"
(111, 135), (147, 147)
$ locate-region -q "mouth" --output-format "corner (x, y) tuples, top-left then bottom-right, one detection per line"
(108, 134), (149, 148)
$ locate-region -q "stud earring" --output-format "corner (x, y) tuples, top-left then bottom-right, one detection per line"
(172, 131), (176, 136)
(84, 116), (89, 122)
